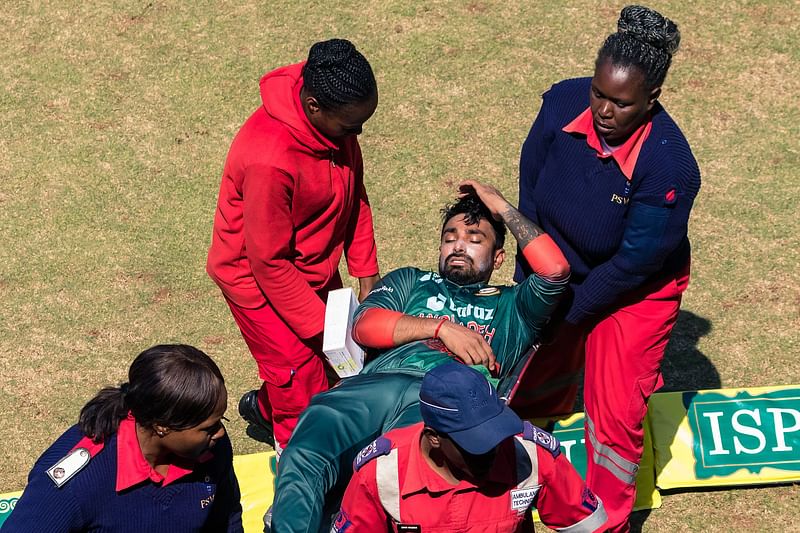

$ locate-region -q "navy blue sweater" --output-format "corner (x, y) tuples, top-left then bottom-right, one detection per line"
(516, 77), (701, 324)
(2, 425), (243, 533)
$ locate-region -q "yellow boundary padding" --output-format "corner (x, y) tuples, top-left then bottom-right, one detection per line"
(648, 385), (800, 490)
(7, 384), (798, 531)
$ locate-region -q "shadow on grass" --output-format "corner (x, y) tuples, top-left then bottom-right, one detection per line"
(660, 310), (719, 392)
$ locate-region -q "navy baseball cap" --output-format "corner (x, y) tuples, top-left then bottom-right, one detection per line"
(419, 362), (523, 455)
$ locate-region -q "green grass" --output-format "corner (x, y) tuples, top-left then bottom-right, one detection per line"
(1, 1), (799, 530)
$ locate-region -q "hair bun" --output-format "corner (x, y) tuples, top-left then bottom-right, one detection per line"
(617, 5), (680, 55)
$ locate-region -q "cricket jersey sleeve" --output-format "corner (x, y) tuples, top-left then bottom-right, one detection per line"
(333, 461), (389, 532)
(536, 450), (608, 532)
(353, 267), (417, 321)
(513, 274), (569, 341)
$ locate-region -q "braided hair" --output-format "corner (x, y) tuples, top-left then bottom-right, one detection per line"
(596, 5), (681, 89)
(302, 38), (376, 111)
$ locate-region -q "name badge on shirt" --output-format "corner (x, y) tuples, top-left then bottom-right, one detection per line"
(510, 486), (541, 510)
(47, 448), (91, 488)
(397, 525), (421, 533)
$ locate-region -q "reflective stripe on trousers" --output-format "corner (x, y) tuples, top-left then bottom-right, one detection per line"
(586, 415), (638, 485)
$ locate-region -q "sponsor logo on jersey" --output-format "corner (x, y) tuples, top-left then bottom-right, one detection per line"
(369, 285), (394, 295)
(424, 294), (495, 321)
(418, 272), (443, 284)
(510, 486), (540, 510)
(474, 287), (501, 296)
(426, 294), (447, 312)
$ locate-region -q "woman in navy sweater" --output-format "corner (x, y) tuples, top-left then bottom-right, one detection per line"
(512, 6), (700, 531)
(3, 345), (242, 532)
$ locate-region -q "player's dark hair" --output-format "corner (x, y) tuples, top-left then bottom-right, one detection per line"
(441, 193), (507, 250)
(302, 38), (377, 111)
(596, 5), (680, 89)
(78, 344), (225, 442)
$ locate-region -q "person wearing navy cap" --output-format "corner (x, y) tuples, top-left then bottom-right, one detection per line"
(333, 362), (607, 532)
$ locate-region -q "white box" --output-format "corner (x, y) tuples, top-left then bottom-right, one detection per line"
(323, 288), (365, 378)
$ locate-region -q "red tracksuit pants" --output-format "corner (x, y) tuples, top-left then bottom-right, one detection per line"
(511, 266), (689, 532)
(226, 299), (332, 453)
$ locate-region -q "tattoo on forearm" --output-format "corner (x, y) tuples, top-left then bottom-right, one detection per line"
(501, 205), (543, 249)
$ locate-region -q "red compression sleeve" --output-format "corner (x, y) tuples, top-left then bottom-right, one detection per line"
(522, 234), (570, 281)
(352, 308), (403, 348)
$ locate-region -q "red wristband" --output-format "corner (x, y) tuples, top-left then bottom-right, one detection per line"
(433, 318), (448, 339)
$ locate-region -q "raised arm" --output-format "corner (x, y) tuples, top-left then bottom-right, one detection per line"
(458, 180), (570, 281)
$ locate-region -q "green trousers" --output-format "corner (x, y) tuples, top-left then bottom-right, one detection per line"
(270, 372), (424, 533)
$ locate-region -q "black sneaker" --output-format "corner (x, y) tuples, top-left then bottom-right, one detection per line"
(238, 390), (275, 447)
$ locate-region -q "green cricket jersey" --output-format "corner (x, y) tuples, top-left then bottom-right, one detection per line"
(355, 267), (568, 383)
(272, 268), (568, 533)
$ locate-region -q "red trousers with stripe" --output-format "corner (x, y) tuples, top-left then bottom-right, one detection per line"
(226, 298), (333, 452)
(511, 265), (689, 532)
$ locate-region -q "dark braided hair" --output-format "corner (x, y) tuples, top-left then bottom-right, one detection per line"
(596, 5), (681, 89)
(302, 38), (376, 111)
(78, 344), (225, 442)
(441, 193), (506, 250)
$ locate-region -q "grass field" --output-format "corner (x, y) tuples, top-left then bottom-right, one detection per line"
(1, 0), (798, 530)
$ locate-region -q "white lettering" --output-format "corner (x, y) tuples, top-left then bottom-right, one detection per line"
(732, 410), (766, 455)
(703, 412), (730, 455)
(560, 438), (585, 463)
(766, 408), (800, 452)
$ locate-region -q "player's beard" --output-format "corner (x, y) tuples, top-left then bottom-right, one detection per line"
(439, 253), (492, 285)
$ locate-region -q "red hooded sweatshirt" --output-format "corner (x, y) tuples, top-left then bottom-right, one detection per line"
(206, 62), (379, 339)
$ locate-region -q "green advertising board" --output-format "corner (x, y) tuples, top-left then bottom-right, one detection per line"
(542, 413), (661, 511)
(649, 385), (800, 489)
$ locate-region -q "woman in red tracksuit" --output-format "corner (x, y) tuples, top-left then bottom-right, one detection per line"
(206, 39), (380, 454)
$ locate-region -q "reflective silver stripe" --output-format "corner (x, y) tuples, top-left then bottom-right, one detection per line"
(586, 415), (639, 485)
(591, 451), (637, 484)
(557, 497), (608, 533)
(375, 449), (401, 522)
(515, 437), (540, 489)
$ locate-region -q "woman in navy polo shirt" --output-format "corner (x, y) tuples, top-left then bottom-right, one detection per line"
(3, 345), (242, 532)
(511, 5), (700, 531)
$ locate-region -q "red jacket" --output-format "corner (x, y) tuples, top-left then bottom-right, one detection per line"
(207, 62), (379, 339)
(335, 423), (607, 532)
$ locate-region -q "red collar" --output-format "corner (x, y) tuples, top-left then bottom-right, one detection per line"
(562, 107), (651, 180)
(115, 414), (209, 492)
